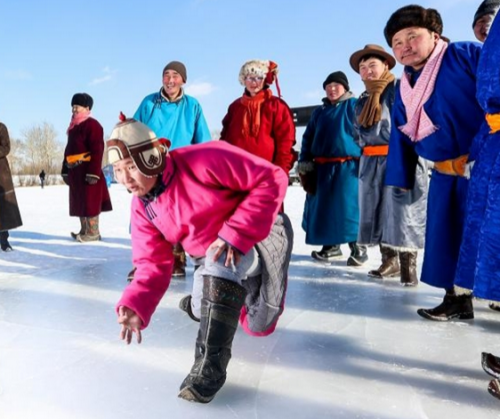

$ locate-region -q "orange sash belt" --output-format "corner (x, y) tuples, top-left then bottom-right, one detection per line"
(486, 113), (500, 134)
(362, 145), (389, 156)
(433, 154), (468, 177)
(315, 156), (359, 164)
(66, 152), (91, 165)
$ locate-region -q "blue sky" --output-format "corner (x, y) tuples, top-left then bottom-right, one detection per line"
(0, 0), (481, 143)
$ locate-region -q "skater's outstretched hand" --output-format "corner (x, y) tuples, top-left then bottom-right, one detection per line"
(118, 306), (143, 344)
(209, 238), (242, 267)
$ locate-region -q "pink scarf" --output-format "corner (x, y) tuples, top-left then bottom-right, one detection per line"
(67, 110), (91, 134)
(399, 39), (448, 142)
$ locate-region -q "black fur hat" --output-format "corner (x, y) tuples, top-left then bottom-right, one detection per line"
(71, 93), (94, 110)
(384, 5), (443, 46)
(473, 0), (500, 28)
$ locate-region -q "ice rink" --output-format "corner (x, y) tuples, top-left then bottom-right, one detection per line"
(1, 184), (499, 419)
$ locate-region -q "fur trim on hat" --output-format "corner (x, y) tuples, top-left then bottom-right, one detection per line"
(107, 113), (169, 177)
(71, 93), (94, 110)
(384, 5), (443, 46)
(239, 60), (271, 86)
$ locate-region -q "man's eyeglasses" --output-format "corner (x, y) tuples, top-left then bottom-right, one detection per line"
(245, 76), (264, 83)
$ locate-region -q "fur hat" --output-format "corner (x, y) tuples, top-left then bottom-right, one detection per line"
(384, 5), (443, 46)
(473, 0), (500, 27)
(238, 59), (279, 86)
(71, 93), (93, 110)
(323, 71), (350, 91)
(107, 113), (170, 177)
(162, 61), (187, 82)
(349, 44), (396, 73)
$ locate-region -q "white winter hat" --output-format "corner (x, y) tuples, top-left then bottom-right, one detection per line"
(107, 113), (170, 177)
(239, 59), (278, 85)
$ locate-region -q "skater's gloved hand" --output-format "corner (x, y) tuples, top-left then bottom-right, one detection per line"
(85, 174), (99, 185)
(208, 238), (242, 267)
(118, 306), (143, 344)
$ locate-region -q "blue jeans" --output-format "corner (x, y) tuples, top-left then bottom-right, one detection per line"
(190, 247), (260, 318)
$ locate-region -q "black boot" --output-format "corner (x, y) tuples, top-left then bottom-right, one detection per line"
(400, 251), (418, 286)
(311, 245), (342, 262)
(417, 291), (474, 321)
(488, 379), (500, 401)
(347, 242), (368, 266)
(482, 352), (500, 380)
(179, 295), (200, 322)
(0, 231), (12, 252)
(178, 275), (246, 403)
(368, 245), (399, 278)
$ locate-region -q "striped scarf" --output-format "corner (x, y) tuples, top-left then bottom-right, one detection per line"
(399, 39), (448, 142)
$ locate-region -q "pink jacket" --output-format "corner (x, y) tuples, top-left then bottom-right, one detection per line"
(117, 141), (288, 328)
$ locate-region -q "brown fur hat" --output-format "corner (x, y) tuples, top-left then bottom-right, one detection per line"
(384, 5), (443, 46)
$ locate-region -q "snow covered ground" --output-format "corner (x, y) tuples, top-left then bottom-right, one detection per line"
(1, 184), (499, 419)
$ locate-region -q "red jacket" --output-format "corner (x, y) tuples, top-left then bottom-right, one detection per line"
(220, 89), (297, 174)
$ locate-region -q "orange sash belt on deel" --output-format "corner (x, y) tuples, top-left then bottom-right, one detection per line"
(66, 152), (91, 165)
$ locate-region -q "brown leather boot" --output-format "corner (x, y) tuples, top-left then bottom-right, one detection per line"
(77, 216), (101, 242)
(368, 245), (399, 278)
(399, 251), (418, 287)
(172, 243), (187, 278)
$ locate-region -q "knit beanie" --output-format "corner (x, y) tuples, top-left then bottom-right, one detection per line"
(384, 5), (443, 46)
(162, 61), (187, 82)
(473, 0), (500, 27)
(107, 113), (170, 177)
(71, 93), (94, 110)
(322, 71), (350, 91)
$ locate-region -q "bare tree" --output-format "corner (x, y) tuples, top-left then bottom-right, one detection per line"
(7, 137), (26, 175)
(21, 122), (63, 176)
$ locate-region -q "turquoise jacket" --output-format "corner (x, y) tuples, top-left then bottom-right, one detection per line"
(134, 89), (211, 150)
(300, 95), (361, 245)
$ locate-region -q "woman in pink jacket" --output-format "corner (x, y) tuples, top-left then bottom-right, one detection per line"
(107, 114), (289, 404)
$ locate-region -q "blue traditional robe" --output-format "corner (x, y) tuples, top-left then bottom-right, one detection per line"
(385, 42), (483, 289)
(300, 96), (361, 245)
(455, 14), (500, 301)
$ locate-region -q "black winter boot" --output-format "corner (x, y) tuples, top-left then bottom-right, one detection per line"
(368, 245), (399, 278)
(488, 379), (500, 401)
(179, 295), (200, 322)
(399, 251), (418, 286)
(417, 291), (474, 321)
(311, 245), (342, 262)
(347, 242), (368, 266)
(482, 352), (500, 380)
(178, 276), (246, 403)
(0, 231), (12, 252)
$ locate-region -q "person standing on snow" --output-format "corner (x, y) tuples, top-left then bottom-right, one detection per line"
(133, 61), (211, 278)
(349, 44), (427, 286)
(298, 71), (367, 266)
(0, 121), (22, 251)
(108, 115), (292, 403)
(383, 5), (483, 320)
(62, 93), (112, 242)
(220, 59), (297, 179)
(39, 169), (46, 189)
